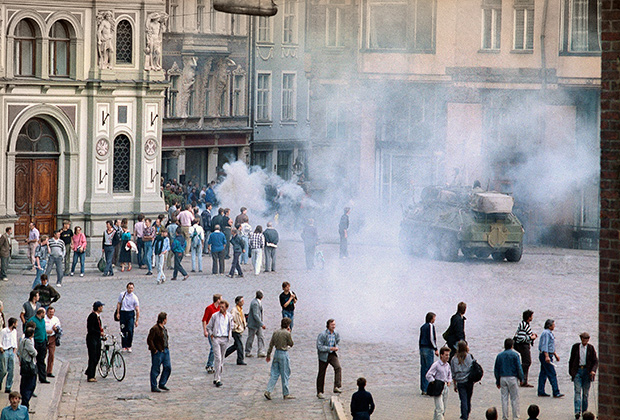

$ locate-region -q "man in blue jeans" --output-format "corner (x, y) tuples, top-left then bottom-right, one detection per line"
(568, 332), (598, 419)
(537, 319), (564, 398)
(279, 282), (297, 330)
(147, 312), (171, 393)
(264, 317), (295, 400)
(419, 312), (438, 395)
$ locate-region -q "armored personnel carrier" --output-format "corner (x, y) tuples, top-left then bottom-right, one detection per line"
(399, 186), (524, 262)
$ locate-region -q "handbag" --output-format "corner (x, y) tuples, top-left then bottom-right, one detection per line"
(20, 360), (36, 377)
(469, 358), (484, 383)
(114, 292), (126, 322)
(426, 380), (445, 396)
(97, 257), (106, 272)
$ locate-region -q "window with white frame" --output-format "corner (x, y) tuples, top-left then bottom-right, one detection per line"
(326, 5), (344, 47)
(365, 0), (435, 51)
(326, 87), (347, 139)
(169, 0), (179, 32)
(514, 1), (534, 50)
(563, 0), (601, 52)
(14, 19), (36, 76)
(232, 74), (245, 116)
(256, 73), (271, 122)
(481, 0), (501, 50)
(197, 0), (205, 32)
(257, 17), (273, 42)
(283, 0), (297, 44)
(50, 21), (70, 77)
(281, 73), (296, 121)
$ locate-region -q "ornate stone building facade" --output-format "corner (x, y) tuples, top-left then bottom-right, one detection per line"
(162, 0), (251, 185)
(0, 0), (167, 244)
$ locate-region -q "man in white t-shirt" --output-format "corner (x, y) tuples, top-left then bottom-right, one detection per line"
(45, 307), (61, 378)
(0, 317), (18, 392)
(117, 282), (140, 352)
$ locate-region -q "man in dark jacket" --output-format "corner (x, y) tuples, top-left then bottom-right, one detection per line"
(263, 222), (279, 272)
(228, 229), (245, 278)
(201, 203), (212, 255)
(444, 302), (467, 360)
(33, 275), (60, 309)
(339, 207), (350, 259)
(86, 301), (105, 382)
(211, 208), (225, 234)
(351, 377), (375, 420)
(147, 312), (171, 393)
(568, 332), (598, 419)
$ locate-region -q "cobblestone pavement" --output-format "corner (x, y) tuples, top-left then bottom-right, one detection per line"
(0, 239), (598, 420)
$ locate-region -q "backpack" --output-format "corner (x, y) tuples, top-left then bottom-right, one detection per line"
(191, 229), (201, 248)
(469, 358), (484, 383)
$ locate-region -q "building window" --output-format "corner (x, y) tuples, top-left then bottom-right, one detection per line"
(256, 73), (271, 122)
(188, 89), (195, 117)
(116, 20), (133, 64)
(118, 105), (128, 124)
(281, 73), (296, 121)
(282, 0), (297, 44)
(277, 151), (292, 180)
(169, 0), (179, 31)
(326, 6), (344, 47)
(253, 151), (268, 169)
(257, 17), (273, 42)
(232, 75), (245, 116)
(14, 20), (36, 76)
(481, 0), (501, 50)
(113, 135), (131, 193)
(197, 0), (205, 31)
(326, 88), (347, 139)
(514, 2), (534, 50)
(169, 75), (179, 117)
(365, 0), (435, 51)
(563, 0), (601, 52)
(205, 75), (214, 116)
(49, 21), (70, 77)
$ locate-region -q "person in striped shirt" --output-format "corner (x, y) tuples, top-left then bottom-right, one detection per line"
(44, 230), (65, 287)
(513, 310), (537, 387)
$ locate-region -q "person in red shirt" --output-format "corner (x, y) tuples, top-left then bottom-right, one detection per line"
(202, 294), (222, 374)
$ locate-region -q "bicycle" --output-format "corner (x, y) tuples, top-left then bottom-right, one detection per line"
(98, 332), (126, 381)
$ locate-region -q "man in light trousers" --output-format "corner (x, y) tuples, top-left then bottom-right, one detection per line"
(246, 290), (266, 358)
(263, 222), (279, 272)
(494, 338), (524, 420)
(426, 346), (452, 420)
(206, 300), (233, 387)
(264, 318), (295, 400)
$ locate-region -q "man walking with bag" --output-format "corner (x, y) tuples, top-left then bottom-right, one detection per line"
(426, 346), (452, 420)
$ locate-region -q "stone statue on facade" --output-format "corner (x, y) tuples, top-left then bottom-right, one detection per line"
(145, 12), (168, 71)
(214, 58), (232, 117)
(96, 11), (115, 69)
(179, 56), (197, 118)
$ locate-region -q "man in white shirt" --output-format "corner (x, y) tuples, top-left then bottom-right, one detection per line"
(45, 307), (61, 378)
(117, 283), (140, 353)
(0, 318), (18, 392)
(177, 205), (195, 256)
(189, 220), (205, 272)
(426, 346), (453, 420)
(206, 300), (233, 388)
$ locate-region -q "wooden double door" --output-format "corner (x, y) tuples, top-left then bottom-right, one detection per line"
(14, 158), (58, 241)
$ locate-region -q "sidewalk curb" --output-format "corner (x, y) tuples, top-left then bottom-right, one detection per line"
(33, 358), (69, 420)
(330, 396), (347, 420)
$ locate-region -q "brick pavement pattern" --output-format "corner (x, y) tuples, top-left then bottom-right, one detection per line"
(0, 240), (597, 420)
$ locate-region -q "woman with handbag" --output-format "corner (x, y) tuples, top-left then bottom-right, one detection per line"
(70, 226), (87, 277)
(119, 222), (133, 272)
(450, 341), (474, 420)
(18, 327), (37, 409)
(426, 346), (452, 420)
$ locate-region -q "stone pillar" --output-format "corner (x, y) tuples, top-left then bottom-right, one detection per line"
(207, 147), (218, 182)
(599, 4), (620, 419)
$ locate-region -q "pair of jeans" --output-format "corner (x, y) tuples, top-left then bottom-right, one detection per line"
(264, 247), (276, 271)
(538, 353), (561, 396)
(251, 248), (263, 275)
(173, 252), (188, 279)
(500, 376), (520, 420)
(120, 310), (135, 349)
(71, 250), (85, 274)
(103, 245), (115, 275)
(155, 253), (166, 282)
(206, 335), (215, 368)
(574, 368), (591, 414)
(0, 350), (15, 391)
(19, 373), (36, 408)
(191, 243), (203, 271)
(229, 252), (243, 276)
(143, 241), (153, 272)
(223, 228), (232, 258)
(420, 347), (435, 392)
(266, 349), (290, 396)
(225, 331), (245, 364)
(33, 259), (47, 288)
(240, 236), (249, 263)
(282, 310), (294, 330)
(45, 255), (64, 284)
(316, 353), (342, 393)
(0, 256), (8, 279)
(150, 349), (171, 391)
(245, 327), (265, 356)
(136, 237), (145, 267)
(211, 250), (225, 274)
(457, 381), (474, 420)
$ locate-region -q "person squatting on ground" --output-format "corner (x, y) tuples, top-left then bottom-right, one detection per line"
(44, 307), (60, 378)
(206, 300), (233, 387)
(224, 296), (247, 365)
(350, 377), (375, 420)
(245, 290), (266, 358)
(426, 346), (452, 420)
(0, 318), (18, 393)
(227, 229), (245, 278)
(494, 338), (524, 420)
(263, 222), (279, 272)
(513, 309), (537, 388)
(264, 317), (295, 400)
(450, 340), (474, 420)
(316, 319), (342, 399)
(207, 225), (226, 275)
(147, 312), (171, 393)
(568, 332), (598, 419)
(117, 283), (140, 352)
(249, 226), (265, 276)
(537, 319), (563, 398)
(202, 294), (222, 374)
(85, 301), (105, 382)
(420, 311), (439, 395)
(27, 309), (48, 384)
(17, 328), (37, 409)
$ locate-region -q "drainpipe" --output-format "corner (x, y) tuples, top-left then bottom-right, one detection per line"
(248, 16), (255, 160)
(540, 0), (550, 89)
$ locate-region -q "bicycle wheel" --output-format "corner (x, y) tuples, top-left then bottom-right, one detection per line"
(111, 351), (126, 381)
(98, 350), (109, 378)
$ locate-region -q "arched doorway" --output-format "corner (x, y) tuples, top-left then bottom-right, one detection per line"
(13, 118), (59, 241)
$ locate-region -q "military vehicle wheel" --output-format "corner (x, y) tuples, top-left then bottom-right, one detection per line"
(462, 249), (475, 259)
(505, 245), (523, 262)
(439, 233), (459, 261)
(491, 252), (505, 261)
(475, 250), (491, 259)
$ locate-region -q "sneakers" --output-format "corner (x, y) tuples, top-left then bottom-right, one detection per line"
(257, 353), (267, 358)
(158, 385), (169, 391)
(333, 387), (342, 393)
(56, 283), (62, 287)
(264, 391), (272, 400)
(70, 272), (74, 276)
(317, 393), (325, 399)
(283, 395), (296, 400)
(553, 393), (565, 398)
(206, 366), (215, 374)
(80, 273), (84, 277)
(0, 278), (8, 282)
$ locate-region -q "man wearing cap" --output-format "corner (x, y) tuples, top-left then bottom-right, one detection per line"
(568, 332), (598, 420)
(85, 301), (105, 382)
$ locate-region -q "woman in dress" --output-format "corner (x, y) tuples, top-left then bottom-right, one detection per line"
(119, 221), (133, 272)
